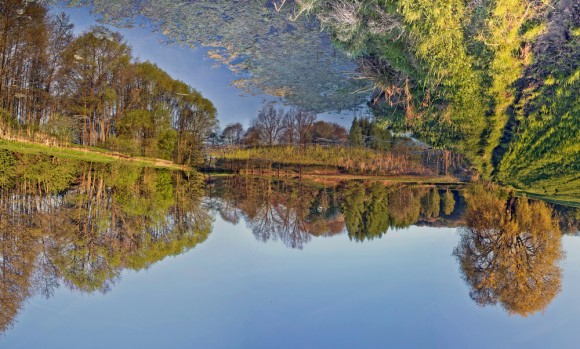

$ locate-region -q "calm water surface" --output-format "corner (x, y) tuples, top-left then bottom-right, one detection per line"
(3, 221), (580, 349)
(0, 157), (579, 348)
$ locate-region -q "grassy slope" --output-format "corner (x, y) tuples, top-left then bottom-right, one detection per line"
(0, 139), (188, 170)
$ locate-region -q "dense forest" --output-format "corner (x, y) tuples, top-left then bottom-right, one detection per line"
(286, 0), (579, 196)
(0, 0), (217, 165)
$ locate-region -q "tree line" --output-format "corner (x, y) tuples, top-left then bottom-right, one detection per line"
(213, 104), (347, 147)
(215, 104), (396, 150)
(0, 0), (217, 165)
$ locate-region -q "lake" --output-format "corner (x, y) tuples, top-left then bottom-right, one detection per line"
(0, 155), (578, 348)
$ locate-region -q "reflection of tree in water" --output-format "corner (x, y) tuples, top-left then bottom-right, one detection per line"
(342, 183), (463, 241)
(209, 177), (344, 249)
(556, 206), (580, 235)
(0, 153), (211, 333)
(454, 183), (563, 316)
(0, 194), (42, 333)
(64, 0), (369, 112)
(210, 177), (467, 245)
(342, 182), (389, 241)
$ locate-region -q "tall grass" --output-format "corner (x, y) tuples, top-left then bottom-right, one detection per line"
(208, 145), (434, 176)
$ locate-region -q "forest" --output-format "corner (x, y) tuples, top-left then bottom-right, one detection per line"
(0, 0), (217, 165)
(284, 0), (579, 196)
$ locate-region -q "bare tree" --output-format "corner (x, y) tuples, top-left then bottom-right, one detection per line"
(252, 104), (285, 146)
(280, 110), (297, 145)
(279, 108), (317, 146)
(221, 122), (244, 146)
(293, 109), (316, 146)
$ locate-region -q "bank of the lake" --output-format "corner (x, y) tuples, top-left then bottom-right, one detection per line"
(0, 139), (189, 171)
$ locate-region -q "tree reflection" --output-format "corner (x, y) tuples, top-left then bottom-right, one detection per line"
(64, 0), (368, 113)
(0, 153), (211, 333)
(342, 182), (389, 241)
(0, 192), (43, 333)
(454, 183), (564, 316)
(209, 177), (344, 249)
(209, 177), (469, 245)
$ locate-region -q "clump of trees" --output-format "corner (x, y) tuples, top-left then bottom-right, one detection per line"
(348, 116), (393, 150)
(0, 0), (216, 165)
(217, 104), (348, 147)
(0, 152), (212, 333)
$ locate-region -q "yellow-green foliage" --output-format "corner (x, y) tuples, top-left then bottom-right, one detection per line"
(481, 0), (539, 176)
(498, 68), (580, 200)
(298, 0), (571, 186)
(396, 0), (488, 161)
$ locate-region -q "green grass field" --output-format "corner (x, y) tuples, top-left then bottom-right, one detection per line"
(0, 139), (187, 170)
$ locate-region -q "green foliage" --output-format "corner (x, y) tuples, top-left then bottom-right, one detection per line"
(421, 188), (440, 219)
(441, 190), (456, 215)
(0, 149), (16, 188)
(348, 117), (393, 150)
(348, 118), (364, 147)
(298, 0), (576, 194)
(157, 129), (177, 160)
(0, 3), (216, 166)
(18, 155), (79, 193)
(498, 67), (580, 198)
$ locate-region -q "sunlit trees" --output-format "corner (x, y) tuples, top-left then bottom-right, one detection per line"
(287, 0), (578, 195)
(60, 27), (132, 146)
(0, 0), (51, 130)
(454, 183), (564, 316)
(0, 1), (217, 165)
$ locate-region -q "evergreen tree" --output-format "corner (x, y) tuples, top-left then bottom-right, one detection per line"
(348, 118), (364, 147)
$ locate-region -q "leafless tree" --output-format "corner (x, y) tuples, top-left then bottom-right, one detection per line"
(221, 122), (244, 145)
(252, 104), (285, 146)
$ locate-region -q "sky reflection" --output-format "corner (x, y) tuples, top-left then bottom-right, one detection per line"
(51, 5), (360, 128)
(2, 217), (580, 349)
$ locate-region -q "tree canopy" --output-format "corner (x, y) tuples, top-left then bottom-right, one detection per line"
(0, 1), (217, 165)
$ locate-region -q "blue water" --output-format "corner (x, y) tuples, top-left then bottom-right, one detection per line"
(3, 215), (580, 349)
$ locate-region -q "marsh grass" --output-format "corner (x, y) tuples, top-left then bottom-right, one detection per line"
(208, 145), (433, 176)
